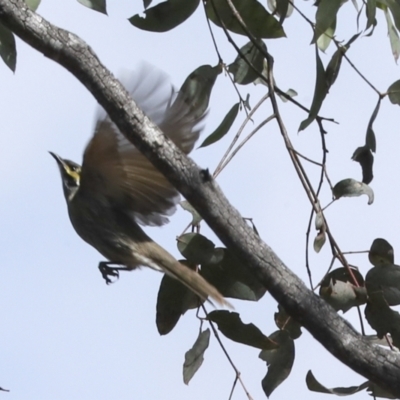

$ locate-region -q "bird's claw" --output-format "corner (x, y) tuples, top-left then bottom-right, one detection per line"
(98, 262), (120, 285)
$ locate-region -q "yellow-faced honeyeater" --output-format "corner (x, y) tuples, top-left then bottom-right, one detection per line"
(50, 66), (226, 306)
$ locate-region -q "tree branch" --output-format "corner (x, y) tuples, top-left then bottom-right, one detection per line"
(1, 0), (399, 395)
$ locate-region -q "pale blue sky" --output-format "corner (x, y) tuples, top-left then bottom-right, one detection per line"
(1, 1), (399, 399)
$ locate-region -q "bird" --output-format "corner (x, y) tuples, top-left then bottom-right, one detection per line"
(50, 65), (227, 306)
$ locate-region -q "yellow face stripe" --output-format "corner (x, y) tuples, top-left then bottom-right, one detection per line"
(65, 166), (81, 186)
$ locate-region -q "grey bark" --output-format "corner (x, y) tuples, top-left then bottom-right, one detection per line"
(0, 0), (399, 395)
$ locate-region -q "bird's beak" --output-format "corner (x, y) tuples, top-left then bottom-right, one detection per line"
(49, 151), (67, 170)
(49, 151), (68, 173)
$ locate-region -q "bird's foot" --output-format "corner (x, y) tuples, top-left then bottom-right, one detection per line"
(98, 262), (129, 285)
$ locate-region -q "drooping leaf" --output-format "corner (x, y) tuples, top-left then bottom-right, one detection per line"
(177, 64), (221, 118)
(156, 263), (202, 335)
(384, 0), (400, 31)
(129, 0), (199, 32)
(366, 99), (380, 152)
(369, 238), (394, 267)
(325, 46), (343, 91)
(313, 230), (326, 253)
(228, 40), (266, 85)
(205, 0), (285, 39)
(366, 0), (377, 29)
(0, 23), (16, 72)
(267, 0), (294, 22)
(274, 305), (302, 339)
(77, 0), (107, 14)
(319, 267), (367, 313)
(299, 47), (327, 131)
(183, 329), (210, 384)
(180, 200), (202, 226)
(208, 310), (278, 350)
(352, 146), (374, 184)
(306, 370), (370, 395)
(177, 233), (222, 265)
(317, 19), (336, 52)
(24, 0), (41, 10)
(201, 248), (267, 301)
(382, 4), (400, 62)
(365, 291), (400, 348)
(199, 103), (240, 148)
(332, 178), (374, 205)
(259, 330), (295, 397)
(312, 0), (342, 43)
(277, 88), (298, 102)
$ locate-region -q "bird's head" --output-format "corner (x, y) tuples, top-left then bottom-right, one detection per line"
(49, 152), (81, 201)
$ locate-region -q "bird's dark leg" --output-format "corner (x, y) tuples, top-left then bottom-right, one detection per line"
(98, 261), (130, 285)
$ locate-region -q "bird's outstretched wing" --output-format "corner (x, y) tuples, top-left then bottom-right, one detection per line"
(80, 65), (205, 226)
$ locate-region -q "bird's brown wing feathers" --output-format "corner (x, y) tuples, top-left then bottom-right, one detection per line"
(80, 65), (204, 226)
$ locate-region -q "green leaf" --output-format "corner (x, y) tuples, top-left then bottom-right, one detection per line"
(366, 99), (380, 152)
(313, 230), (326, 253)
(306, 370), (370, 395)
(206, 0), (285, 39)
(177, 233), (222, 265)
(77, 0), (107, 14)
(388, 79), (400, 105)
(365, 291), (400, 348)
(183, 329), (210, 384)
(352, 146), (374, 184)
(366, 264), (400, 306)
(312, 0), (342, 43)
(24, 0), (41, 10)
(228, 40), (266, 85)
(369, 238), (394, 267)
(267, 0), (294, 23)
(199, 103), (240, 148)
(156, 263), (202, 335)
(259, 330), (295, 398)
(332, 178), (374, 205)
(385, 0), (400, 31)
(299, 47), (327, 131)
(317, 19), (336, 52)
(382, 4), (400, 62)
(208, 310), (279, 350)
(177, 64), (221, 119)
(201, 248), (267, 301)
(366, 0), (377, 29)
(274, 305), (302, 339)
(129, 0), (199, 32)
(325, 47), (343, 91)
(319, 267), (367, 313)
(0, 23), (16, 72)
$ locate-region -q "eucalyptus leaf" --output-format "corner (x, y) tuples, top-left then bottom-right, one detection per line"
(206, 0), (285, 39)
(312, 0), (342, 43)
(199, 103), (240, 148)
(183, 329), (210, 384)
(299, 47), (327, 131)
(177, 64), (221, 118)
(208, 310), (278, 350)
(0, 23), (16, 72)
(129, 0), (199, 32)
(77, 0), (107, 14)
(332, 178), (374, 205)
(388, 79), (400, 105)
(228, 40), (266, 85)
(156, 263), (202, 335)
(352, 146), (374, 184)
(274, 305), (302, 339)
(259, 330), (295, 398)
